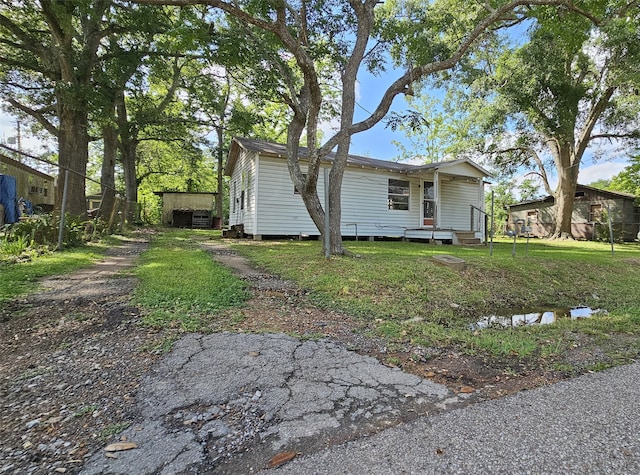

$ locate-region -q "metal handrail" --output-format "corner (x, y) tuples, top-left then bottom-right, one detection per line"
(470, 205), (491, 233)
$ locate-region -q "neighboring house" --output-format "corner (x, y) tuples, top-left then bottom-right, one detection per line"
(225, 137), (491, 243)
(154, 191), (220, 229)
(0, 153), (55, 211)
(507, 184), (640, 241)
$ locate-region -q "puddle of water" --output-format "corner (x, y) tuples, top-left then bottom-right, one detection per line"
(472, 306), (607, 330)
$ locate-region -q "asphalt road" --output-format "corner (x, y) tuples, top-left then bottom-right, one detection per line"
(79, 331), (639, 475)
(267, 360), (640, 475)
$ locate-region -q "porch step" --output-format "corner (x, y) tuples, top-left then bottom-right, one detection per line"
(453, 231), (480, 246)
(223, 224), (244, 238)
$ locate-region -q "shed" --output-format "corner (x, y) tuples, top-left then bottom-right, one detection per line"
(507, 184), (640, 241)
(154, 192), (220, 229)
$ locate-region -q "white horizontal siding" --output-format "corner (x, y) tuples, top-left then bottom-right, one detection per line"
(228, 149), (256, 233)
(243, 154), (485, 237)
(255, 158), (321, 235)
(254, 157), (423, 236)
(439, 162), (486, 178)
(439, 179), (480, 230)
(339, 171), (421, 236)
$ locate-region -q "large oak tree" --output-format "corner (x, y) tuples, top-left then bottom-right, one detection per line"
(418, 1), (640, 238)
(0, 1), (198, 219)
(0, 0), (120, 215)
(138, 0), (588, 254)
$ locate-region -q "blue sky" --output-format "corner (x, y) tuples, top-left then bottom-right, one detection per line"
(1, 72), (632, 195)
(348, 68), (410, 161)
(346, 68), (632, 193)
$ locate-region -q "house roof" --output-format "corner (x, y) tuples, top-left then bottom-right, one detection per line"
(153, 191), (218, 196)
(226, 137), (491, 177)
(508, 184), (637, 209)
(0, 153), (54, 180)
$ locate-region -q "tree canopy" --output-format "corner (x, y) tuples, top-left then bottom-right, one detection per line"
(406, 0), (640, 238)
(3, 0), (637, 250)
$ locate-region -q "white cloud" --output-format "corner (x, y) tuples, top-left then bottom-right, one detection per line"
(579, 161), (628, 184)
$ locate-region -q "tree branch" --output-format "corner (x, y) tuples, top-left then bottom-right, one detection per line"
(155, 59), (184, 114)
(5, 97), (58, 136)
(0, 12), (47, 57)
(325, 0), (582, 153)
(576, 86), (616, 158)
(589, 131), (640, 142)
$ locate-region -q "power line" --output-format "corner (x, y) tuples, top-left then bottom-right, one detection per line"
(0, 143), (120, 194)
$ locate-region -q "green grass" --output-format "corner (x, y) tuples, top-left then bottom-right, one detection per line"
(133, 229), (248, 331)
(230, 237), (640, 364)
(0, 241), (112, 303)
(100, 421), (132, 440)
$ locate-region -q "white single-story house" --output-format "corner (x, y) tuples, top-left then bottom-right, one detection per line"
(225, 137), (491, 244)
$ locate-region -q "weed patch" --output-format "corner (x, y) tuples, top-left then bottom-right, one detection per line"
(231, 238), (640, 370)
(0, 243), (109, 303)
(134, 230), (248, 331)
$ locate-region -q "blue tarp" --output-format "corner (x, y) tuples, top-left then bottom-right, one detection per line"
(0, 174), (20, 224)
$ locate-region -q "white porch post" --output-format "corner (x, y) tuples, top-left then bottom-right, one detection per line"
(434, 171), (440, 228)
(478, 178), (485, 237)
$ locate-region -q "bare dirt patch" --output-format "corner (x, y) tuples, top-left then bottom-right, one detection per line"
(0, 234), (169, 475)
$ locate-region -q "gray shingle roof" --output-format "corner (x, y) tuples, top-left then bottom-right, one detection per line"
(229, 137), (490, 176)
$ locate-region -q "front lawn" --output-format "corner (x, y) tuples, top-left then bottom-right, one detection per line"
(230, 237), (640, 369)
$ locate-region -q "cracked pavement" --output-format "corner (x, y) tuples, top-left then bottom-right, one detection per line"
(82, 333), (471, 475)
(81, 332), (472, 474)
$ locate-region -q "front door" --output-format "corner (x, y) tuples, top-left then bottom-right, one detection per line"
(423, 181), (435, 226)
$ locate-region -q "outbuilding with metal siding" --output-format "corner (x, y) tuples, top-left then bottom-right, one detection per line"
(0, 153), (55, 211)
(507, 184), (640, 241)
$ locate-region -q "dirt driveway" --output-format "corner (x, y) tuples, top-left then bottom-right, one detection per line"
(0, 236), (559, 474)
(0, 236), (162, 475)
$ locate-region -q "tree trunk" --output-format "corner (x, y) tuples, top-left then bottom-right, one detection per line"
(57, 105), (89, 218)
(216, 128), (224, 224)
(100, 123), (118, 221)
(551, 143), (580, 239)
(116, 90), (138, 224)
(121, 139), (138, 224)
(328, 140), (351, 255)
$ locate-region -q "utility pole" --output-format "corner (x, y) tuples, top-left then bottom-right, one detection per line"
(16, 120), (21, 152)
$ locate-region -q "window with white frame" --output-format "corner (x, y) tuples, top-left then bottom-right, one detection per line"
(388, 179), (410, 210)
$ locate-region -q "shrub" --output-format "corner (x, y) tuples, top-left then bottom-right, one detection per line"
(592, 211), (625, 243)
(1, 213), (97, 256)
(0, 234), (29, 256)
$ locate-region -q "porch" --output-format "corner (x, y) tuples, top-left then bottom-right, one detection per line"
(403, 229), (482, 245)
(339, 223), (484, 245)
